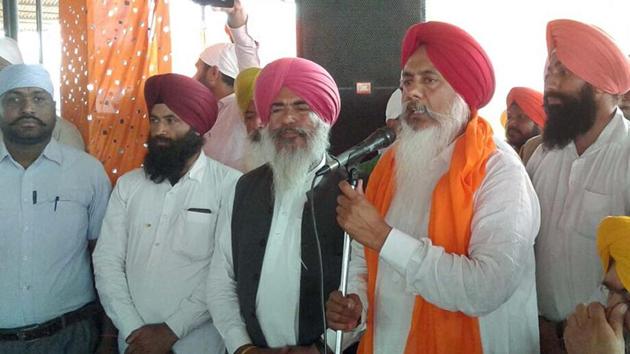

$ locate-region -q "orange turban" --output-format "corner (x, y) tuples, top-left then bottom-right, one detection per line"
(401, 21), (495, 112)
(597, 216), (630, 290)
(547, 19), (630, 95)
(506, 87), (546, 127)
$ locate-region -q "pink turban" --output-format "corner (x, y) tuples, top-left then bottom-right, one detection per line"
(507, 87), (546, 127)
(144, 73), (218, 135)
(254, 57), (341, 126)
(401, 21), (495, 112)
(547, 19), (630, 95)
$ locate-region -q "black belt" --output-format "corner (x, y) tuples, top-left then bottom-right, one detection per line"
(0, 302), (98, 342)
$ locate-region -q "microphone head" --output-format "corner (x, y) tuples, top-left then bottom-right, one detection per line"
(375, 126), (397, 149)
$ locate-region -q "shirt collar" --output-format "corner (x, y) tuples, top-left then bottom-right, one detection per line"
(185, 152), (207, 183)
(582, 107), (626, 154)
(41, 139), (63, 165)
(0, 138), (63, 166)
(218, 93), (236, 111)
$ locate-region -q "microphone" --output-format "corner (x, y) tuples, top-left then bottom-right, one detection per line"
(316, 126), (396, 177)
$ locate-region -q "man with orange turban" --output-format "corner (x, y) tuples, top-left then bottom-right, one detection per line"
(563, 216), (630, 354)
(526, 19), (630, 353)
(94, 73), (242, 354)
(327, 21), (541, 353)
(208, 57), (350, 354)
(505, 87), (545, 151)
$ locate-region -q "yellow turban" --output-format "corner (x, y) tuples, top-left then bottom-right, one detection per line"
(235, 67), (261, 113)
(597, 216), (630, 290)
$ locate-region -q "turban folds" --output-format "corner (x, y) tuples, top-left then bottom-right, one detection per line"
(506, 87), (546, 127)
(254, 57), (340, 126)
(401, 21), (495, 111)
(0, 37), (24, 65)
(199, 43), (239, 79)
(235, 67), (261, 113)
(597, 216), (630, 290)
(0, 64), (53, 98)
(144, 73), (218, 135)
(547, 19), (630, 95)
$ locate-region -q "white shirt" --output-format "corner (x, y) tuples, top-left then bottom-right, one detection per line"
(350, 137), (541, 354)
(93, 154), (241, 354)
(527, 108), (630, 322)
(203, 25), (260, 172)
(0, 140), (110, 328)
(210, 158), (357, 353)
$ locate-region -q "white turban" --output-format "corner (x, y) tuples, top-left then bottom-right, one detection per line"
(385, 88), (402, 122)
(0, 64), (54, 98)
(199, 43), (239, 79)
(0, 37), (24, 65)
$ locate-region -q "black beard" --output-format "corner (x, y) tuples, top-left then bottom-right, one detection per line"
(543, 85), (597, 150)
(143, 129), (203, 185)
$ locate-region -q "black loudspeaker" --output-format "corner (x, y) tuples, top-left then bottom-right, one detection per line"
(296, 0), (424, 154)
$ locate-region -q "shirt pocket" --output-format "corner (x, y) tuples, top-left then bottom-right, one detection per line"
(575, 189), (612, 239)
(170, 208), (217, 261)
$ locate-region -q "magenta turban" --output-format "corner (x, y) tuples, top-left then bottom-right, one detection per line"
(254, 57), (341, 126)
(401, 21), (495, 112)
(144, 73), (218, 135)
(547, 19), (630, 95)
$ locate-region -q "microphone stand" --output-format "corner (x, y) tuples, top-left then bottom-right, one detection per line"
(335, 167), (359, 354)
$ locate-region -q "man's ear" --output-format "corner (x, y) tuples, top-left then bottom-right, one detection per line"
(206, 66), (221, 83)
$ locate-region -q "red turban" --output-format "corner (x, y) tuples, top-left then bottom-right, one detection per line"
(254, 57), (341, 126)
(401, 21), (495, 112)
(144, 73), (218, 135)
(506, 87), (546, 127)
(547, 19), (630, 95)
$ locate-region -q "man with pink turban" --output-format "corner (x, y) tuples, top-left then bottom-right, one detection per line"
(208, 57), (349, 354)
(327, 21), (540, 354)
(526, 19), (630, 353)
(505, 87), (546, 151)
(94, 73), (242, 354)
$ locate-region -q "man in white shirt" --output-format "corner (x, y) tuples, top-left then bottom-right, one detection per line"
(526, 19), (630, 353)
(0, 65), (111, 353)
(194, 0), (260, 172)
(93, 73), (241, 354)
(327, 21), (540, 354)
(208, 57), (344, 354)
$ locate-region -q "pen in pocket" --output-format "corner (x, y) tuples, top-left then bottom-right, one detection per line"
(54, 196), (59, 211)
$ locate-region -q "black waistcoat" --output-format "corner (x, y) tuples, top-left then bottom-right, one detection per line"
(231, 163), (345, 348)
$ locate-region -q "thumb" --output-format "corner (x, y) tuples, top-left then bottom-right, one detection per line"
(356, 179), (365, 195)
(609, 303), (628, 337)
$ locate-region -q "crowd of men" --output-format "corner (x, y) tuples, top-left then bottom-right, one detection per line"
(1, 0), (630, 353)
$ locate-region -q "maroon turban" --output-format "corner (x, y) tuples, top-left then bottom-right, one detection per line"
(401, 21), (495, 112)
(547, 19), (630, 95)
(144, 73), (218, 135)
(254, 57), (341, 126)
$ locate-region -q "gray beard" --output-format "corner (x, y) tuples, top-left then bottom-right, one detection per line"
(260, 118), (330, 197)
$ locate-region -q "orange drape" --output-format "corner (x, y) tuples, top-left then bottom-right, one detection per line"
(60, 0), (171, 182)
(358, 116), (496, 354)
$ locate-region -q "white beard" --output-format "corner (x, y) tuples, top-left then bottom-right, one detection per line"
(260, 115), (330, 198)
(243, 137), (268, 173)
(387, 94), (470, 236)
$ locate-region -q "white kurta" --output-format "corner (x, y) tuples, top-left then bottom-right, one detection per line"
(527, 108), (630, 322)
(93, 154), (241, 354)
(202, 24), (260, 172)
(349, 137), (541, 354)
